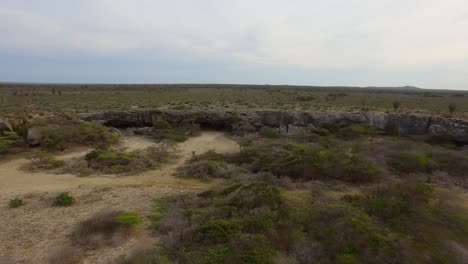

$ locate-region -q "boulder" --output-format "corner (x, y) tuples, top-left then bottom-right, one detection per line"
(0, 118), (12, 133)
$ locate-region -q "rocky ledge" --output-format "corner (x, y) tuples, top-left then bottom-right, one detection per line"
(80, 109), (468, 144)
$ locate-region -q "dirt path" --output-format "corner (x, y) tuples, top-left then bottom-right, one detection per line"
(0, 131), (239, 264)
(0, 131), (238, 196)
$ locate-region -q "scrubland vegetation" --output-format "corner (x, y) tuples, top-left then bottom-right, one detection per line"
(1, 84), (468, 264)
(109, 122), (468, 264)
(1, 84), (468, 116)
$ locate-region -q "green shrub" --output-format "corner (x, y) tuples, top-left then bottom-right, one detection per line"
(341, 155), (379, 183)
(388, 152), (434, 173)
(199, 247), (228, 264)
(430, 151), (468, 186)
(115, 212), (142, 227)
(77, 122), (119, 147)
(42, 135), (66, 151)
(309, 203), (400, 263)
(196, 220), (241, 242)
(39, 123), (119, 151)
(54, 192), (75, 206)
(153, 119), (173, 130)
(336, 254), (360, 264)
(0, 131), (19, 154)
(343, 181), (433, 225)
(9, 197), (25, 208)
(81, 148), (164, 174)
(28, 155), (65, 170)
(229, 234), (276, 264)
(72, 210), (139, 248)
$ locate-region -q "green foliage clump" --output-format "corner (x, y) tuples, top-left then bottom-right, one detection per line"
(430, 151), (468, 186)
(149, 183), (283, 264)
(198, 247), (228, 264)
(151, 118), (200, 142)
(72, 210), (141, 249)
(153, 119), (173, 130)
(194, 140), (379, 183)
(115, 212), (142, 227)
(343, 181), (433, 226)
(9, 197), (25, 208)
(196, 220), (241, 242)
(54, 192), (75, 206)
(388, 151), (434, 174)
(82, 146), (169, 175)
(28, 154), (66, 170)
(342, 181), (468, 263)
(0, 131), (19, 154)
(308, 203), (400, 264)
(40, 122), (119, 151)
(77, 122), (119, 147)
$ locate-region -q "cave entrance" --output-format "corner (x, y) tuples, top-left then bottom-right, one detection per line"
(197, 121), (230, 131)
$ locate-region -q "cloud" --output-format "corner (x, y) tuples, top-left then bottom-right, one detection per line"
(1, 0), (468, 88)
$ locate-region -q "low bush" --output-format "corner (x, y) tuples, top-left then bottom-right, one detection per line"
(146, 182), (416, 264)
(343, 181), (433, 227)
(40, 122), (119, 151)
(234, 141), (379, 183)
(9, 197), (25, 208)
(26, 154), (65, 171)
(151, 118), (200, 142)
(387, 151), (434, 174)
(342, 181), (468, 263)
(54, 192), (75, 206)
(148, 183), (285, 264)
(179, 140), (379, 183)
(177, 150), (242, 179)
(431, 151), (468, 187)
(81, 145), (176, 174)
(308, 204), (401, 264)
(115, 212), (142, 227)
(0, 131), (20, 154)
(72, 210), (141, 249)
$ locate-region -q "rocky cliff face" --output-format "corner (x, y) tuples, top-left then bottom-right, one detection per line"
(80, 109), (468, 144)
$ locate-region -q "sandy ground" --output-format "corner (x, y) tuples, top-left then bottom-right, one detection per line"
(0, 131), (239, 264)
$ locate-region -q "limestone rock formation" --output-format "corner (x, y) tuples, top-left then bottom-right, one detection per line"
(80, 109), (468, 144)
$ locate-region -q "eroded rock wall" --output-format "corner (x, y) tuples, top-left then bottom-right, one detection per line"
(80, 109), (468, 144)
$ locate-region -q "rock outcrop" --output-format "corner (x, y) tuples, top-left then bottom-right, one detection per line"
(0, 118), (12, 133)
(80, 109), (468, 144)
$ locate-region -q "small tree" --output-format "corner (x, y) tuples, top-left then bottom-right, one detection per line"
(84, 150), (99, 168)
(448, 103), (456, 115)
(392, 101), (401, 111)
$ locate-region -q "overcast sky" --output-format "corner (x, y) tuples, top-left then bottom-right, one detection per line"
(1, 0), (468, 89)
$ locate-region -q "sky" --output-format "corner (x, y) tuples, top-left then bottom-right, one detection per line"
(1, 0), (468, 89)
